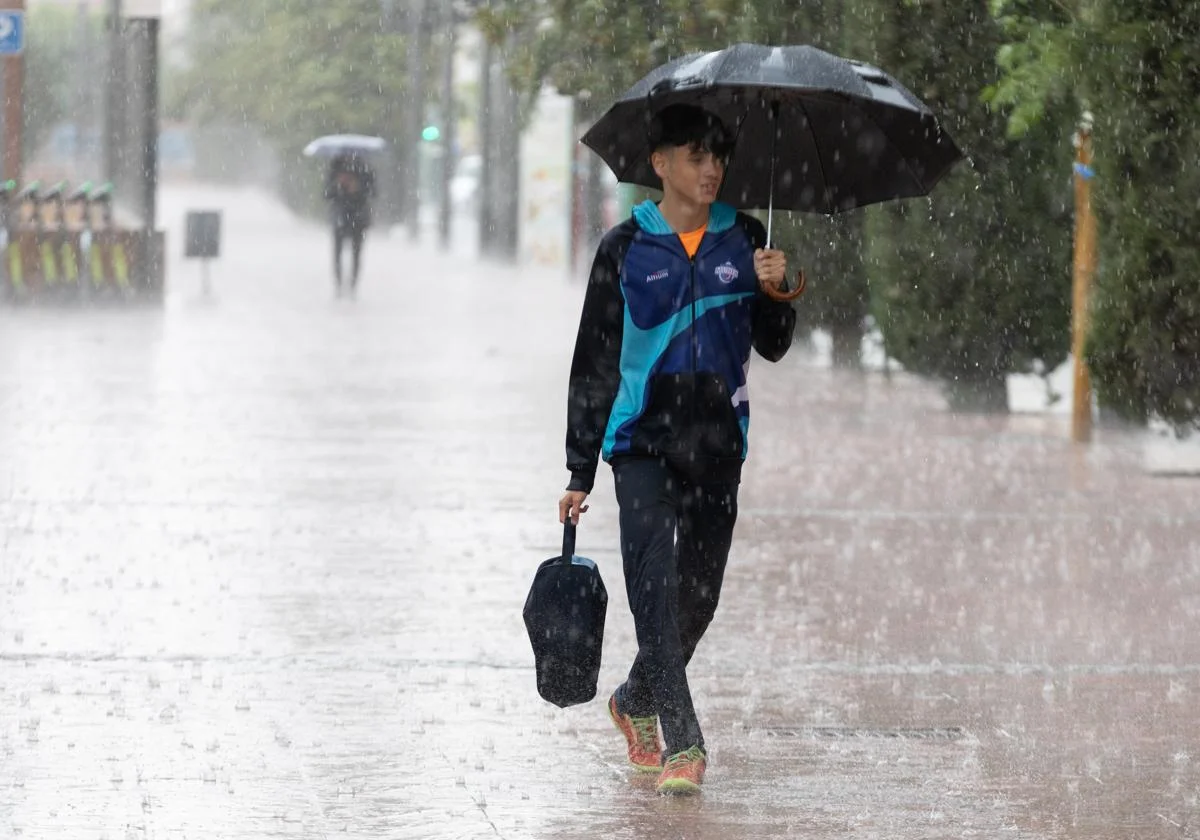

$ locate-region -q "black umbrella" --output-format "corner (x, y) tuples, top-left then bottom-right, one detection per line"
(582, 42), (964, 242)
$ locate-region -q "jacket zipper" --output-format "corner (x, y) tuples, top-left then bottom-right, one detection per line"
(689, 255), (698, 430)
(689, 256), (698, 374)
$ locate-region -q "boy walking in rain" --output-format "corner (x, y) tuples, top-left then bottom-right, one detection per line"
(558, 104), (796, 794)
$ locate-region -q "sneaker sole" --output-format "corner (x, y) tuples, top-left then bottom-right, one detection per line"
(608, 698), (661, 773)
(657, 777), (702, 795)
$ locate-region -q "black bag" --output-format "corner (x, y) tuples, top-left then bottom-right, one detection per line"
(523, 520), (608, 708)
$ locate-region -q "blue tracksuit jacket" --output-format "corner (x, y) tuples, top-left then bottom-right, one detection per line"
(565, 200), (796, 492)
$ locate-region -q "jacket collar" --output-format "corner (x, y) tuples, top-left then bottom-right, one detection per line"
(632, 200), (736, 237)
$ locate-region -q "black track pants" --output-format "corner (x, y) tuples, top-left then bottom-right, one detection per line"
(610, 455), (738, 755)
(333, 226), (365, 287)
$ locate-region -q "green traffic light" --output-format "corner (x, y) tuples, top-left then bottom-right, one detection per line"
(421, 125), (441, 142)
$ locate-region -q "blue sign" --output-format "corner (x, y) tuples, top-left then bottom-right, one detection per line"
(0, 11), (23, 56)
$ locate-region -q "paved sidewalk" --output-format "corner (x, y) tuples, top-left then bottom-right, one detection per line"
(1, 184), (1197, 839)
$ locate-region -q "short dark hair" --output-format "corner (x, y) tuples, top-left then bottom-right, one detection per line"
(648, 104), (733, 158)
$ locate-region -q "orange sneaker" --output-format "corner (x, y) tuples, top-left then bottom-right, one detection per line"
(607, 693), (662, 772)
(656, 745), (706, 795)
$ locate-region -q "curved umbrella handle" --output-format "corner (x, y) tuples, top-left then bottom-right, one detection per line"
(761, 268), (807, 302)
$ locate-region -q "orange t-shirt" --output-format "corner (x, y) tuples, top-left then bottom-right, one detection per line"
(678, 225), (707, 258)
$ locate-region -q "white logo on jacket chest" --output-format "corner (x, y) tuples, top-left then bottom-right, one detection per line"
(646, 268), (670, 283)
(715, 261), (739, 284)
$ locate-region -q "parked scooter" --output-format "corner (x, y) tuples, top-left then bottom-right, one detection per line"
(40, 181), (81, 296)
(9, 181), (42, 296)
(87, 182), (131, 295)
(66, 182), (96, 295)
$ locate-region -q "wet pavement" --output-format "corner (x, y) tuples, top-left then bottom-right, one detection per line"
(1, 184), (1197, 839)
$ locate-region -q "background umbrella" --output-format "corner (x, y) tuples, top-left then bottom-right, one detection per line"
(581, 43), (964, 299)
(303, 134), (387, 159)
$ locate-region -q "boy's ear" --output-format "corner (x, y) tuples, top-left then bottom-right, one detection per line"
(650, 148), (670, 180)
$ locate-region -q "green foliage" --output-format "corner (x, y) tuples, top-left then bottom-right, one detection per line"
(771, 211), (868, 343)
(481, 0), (763, 120)
(867, 0), (1073, 408)
(983, 0), (1082, 138)
(177, 0), (408, 212)
(988, 0), (1200, 427)
(1085, 1), (1200, 428)
(24, 5), (87, 158)
(181, 0), (407, 142)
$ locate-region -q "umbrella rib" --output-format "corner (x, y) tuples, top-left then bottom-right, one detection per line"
(793, 96), (832, 213)
(710, 47), (738, 84)
(719, 104), (753, 200)
(619, 139), (653, 185)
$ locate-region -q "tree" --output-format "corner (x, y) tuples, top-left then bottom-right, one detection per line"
(23, 5), (89, 161)
(176, 0), (408, 214)
(989, 0), (1200, 429)
(1084, 1), (1200, 429)
(865, 0), (1073, 411)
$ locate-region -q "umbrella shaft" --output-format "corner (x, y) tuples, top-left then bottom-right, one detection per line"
(766, 101), (778, 248)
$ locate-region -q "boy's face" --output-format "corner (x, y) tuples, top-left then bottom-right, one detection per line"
(651, 142), (726, 206)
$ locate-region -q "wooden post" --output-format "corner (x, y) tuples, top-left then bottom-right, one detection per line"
(0, 0), (24, 185)
(1071, 113), (1096, 443)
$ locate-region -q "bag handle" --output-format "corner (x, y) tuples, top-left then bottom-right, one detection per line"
(561, 519), (576, 565)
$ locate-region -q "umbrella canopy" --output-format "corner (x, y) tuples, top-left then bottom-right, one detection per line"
(581, 43), (964, 216)
(303, 134), (387, 159)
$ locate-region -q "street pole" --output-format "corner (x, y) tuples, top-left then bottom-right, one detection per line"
(140, 15), (158, 233)
(378, 0), (401, 226)
(494, 39), (519, 263)
(0, 0), (25, 185)
(437, 4), (455, 248)
(105, 0), (124, 187)
(75, 1), (89, 178)
(403, 0), (429, 242)
(1070, 113), (1096, 443)
(478, 36), (493, 255)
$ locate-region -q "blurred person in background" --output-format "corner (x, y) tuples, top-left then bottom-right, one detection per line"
(324, 152), (375, 295)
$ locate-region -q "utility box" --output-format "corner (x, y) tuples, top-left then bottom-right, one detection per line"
(184, 210), (221, 259)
